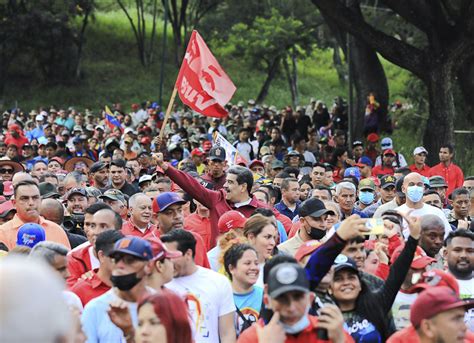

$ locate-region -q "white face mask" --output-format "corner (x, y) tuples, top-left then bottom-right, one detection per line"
(279, 304), (310, 334)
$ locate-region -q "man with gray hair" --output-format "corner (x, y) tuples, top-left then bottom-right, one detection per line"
(334, 181), (368, 219)
(0, 257), (74, 342)
(419, 214), (446, 269)
(122, 192), (157, 238)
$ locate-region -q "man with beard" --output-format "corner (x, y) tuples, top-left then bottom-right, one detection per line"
(201, 146), (227, 190)
(444, 229), (474, 302)
(90, 161), (109, 189)
(81, 236), (154, 342)
(278, 198), (333, 256)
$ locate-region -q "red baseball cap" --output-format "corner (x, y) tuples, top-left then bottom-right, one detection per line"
(235, 156), (248, 167)
(412, 269), (460, 295)
(191, 148), (204, 157)
(146, 237), (182, 261)
(410, 286), (474, 328)
(383, 149), (396, 156)
(367, 133), (379, 143)
(295, 240), (321, 262)
(141, 137), (151, 145)
(248, 160), (264, 169)
(3, 181), (13, 197)
(218, 211), (247, 233)
(390, 246), (436, 269)
(368, 176), (381, 187)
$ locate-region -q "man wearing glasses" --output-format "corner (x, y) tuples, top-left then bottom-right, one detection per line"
(0, 160), (24, 182)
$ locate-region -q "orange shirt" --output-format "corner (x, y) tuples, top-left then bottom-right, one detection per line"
(0, 214), (71, 250)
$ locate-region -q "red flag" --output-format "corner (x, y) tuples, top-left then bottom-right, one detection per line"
(175, 30), (236, 118)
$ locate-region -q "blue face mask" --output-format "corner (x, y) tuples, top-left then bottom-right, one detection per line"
(359, 191), (375, 205)
(407, 185), (424, 203)
(280, 314), (310, 334)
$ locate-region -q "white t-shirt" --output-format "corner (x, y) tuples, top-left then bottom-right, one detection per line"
(165, 267), (235, 343)
(458, 278), (474, 331)
(395, 203), (452, 239)
(391, 291), (418, 331)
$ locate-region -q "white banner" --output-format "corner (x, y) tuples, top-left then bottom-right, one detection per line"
(212, 131), (247, 166)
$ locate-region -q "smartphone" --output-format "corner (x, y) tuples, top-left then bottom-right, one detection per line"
(364, 218), (384, 235)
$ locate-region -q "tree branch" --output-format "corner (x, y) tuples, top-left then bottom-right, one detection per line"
(311, 0), (428, 80)
(381, 0), (433, 34)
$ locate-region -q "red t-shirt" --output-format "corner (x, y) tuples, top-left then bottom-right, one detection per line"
(429, 162), (464, 196)
(184, 213), (212, 251)
(372, 165), (394, 177)
(70, 269), (110, 306)
(121, 221), (159, 239)
(408, 164), (431, 177)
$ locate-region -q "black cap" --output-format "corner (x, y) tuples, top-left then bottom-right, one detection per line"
(380, 175), (396, 189)
(299, 198), (334, 218)
(90, 161), (108, 173)
(333, 254), (359, 275)
(209, 146), (226, 162)
(267, 263), (309, 298)
(66, 187), (87, 200)
(39, 182), (61, 199)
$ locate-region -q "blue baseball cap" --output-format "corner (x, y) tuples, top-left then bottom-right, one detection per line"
(344, 167), (361, 181)
(16, 223), (46, 248)
(356, 156), (373, 168)
(152, 192), (187, 213)
(108, 237), (153, 261)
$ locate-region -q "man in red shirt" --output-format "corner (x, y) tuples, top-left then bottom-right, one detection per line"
(372, 149), (396, 177)
(200, 146), (227, 190)
(70, 229), (123, 306)
(121, 193), (158, 238)
(409, 147), (431, 177)
(365, 133), (380, 164)
(237, 262), (351, 343)
(184, 201), (212, 251)
(429, 144), (464, 196)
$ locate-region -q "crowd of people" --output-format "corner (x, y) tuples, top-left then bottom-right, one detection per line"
(0, 98), (473, 343)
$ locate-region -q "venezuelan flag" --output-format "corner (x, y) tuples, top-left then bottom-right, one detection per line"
(104, 105), (122, 131)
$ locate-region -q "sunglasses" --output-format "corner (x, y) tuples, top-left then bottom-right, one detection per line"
(0, 168), (14, 174)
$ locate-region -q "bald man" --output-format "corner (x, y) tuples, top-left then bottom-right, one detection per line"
(40, 198), (87, 249)
(396, 172), (452, 239)
(419, 214), (446, 269)
(12, 171), (33, 186)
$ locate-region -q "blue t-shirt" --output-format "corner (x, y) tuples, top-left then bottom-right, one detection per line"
(233, 286), (263, 336)
(343, 311), (382, 343)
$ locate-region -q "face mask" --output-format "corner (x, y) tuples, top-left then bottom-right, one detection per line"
(110, 272), (142, 291)
(407, 186), (424, 203)
(307, 227), (326, 240)
(280, 305), (310, 334)
(359, 191), (375, 205)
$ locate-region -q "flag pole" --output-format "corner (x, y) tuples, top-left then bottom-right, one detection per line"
(159, 86), (178, 139)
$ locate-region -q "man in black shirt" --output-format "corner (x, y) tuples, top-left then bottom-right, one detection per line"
(105, 159), (138, 196)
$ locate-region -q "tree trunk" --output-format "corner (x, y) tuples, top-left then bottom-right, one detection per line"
(283, 55), (298, 108)
(423, 63), (455, 166)
(457, 57), (474, 122)
(349, 35), (390, 139)
(332, 42), (346, 85)
(256, 56), (281, 104)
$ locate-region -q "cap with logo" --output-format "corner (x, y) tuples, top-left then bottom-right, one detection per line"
(267, 263), (309, 298)
(66, 187), (87, 200)
(412, 269), (460, 295)
(299, 198), (334, 218)
(358, 178), (376, 191)
(429, 175), (448, 188)
(352, 140), (363, 148)
(413, 146), (428, 155)
(152, 192), (186, 213)
(208, 146), (226, 162)
(99, 189), (126, 203)
(217, 210), (247, 233)
(344, 167), (361, 181)
(390, 245), (436, 269)
(356, 156), (373, 168)
(333, 254), (359, 274)
(109, 237), (153, 261)
(16, 223), (46, 248)
(146, 237), (183, 261)
(380, 137), (393, 150)
(410, 286), (474, 328)
(380, 175), (396, 189)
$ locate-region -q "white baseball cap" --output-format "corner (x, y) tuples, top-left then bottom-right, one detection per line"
(413, 146), (428, 155)
(35, 114), (44, 121)
(380, 137), (393, 150)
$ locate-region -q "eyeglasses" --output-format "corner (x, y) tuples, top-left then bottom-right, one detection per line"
(0, 168), (14, 174)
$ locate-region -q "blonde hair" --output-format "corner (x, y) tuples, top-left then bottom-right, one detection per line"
(218, 230), (248, 267)
(243, 214), (275, 238)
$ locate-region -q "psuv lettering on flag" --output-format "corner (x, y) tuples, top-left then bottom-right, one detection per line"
(175, 30), (236, 118)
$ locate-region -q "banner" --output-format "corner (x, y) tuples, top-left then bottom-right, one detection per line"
(175, 30), (236, 118)
(212, 131), (248, 166)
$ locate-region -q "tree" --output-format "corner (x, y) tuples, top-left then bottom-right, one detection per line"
(162, 0), (220, 65)
(72, 0), (97, 78)
(226, 9), (314, 104)
(117, 0), (160, 67)
(311, 0), (474, 164)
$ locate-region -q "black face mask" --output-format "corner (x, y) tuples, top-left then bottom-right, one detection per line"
(307, 227), (326, 240)
(110, 272), (142, 291)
